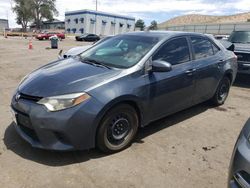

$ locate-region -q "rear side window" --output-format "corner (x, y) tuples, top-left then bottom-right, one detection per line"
(153, 37), (190, 65)
(191, 37), (214, 59)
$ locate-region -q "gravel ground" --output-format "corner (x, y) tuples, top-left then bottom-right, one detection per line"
(0, 36), (249, 188)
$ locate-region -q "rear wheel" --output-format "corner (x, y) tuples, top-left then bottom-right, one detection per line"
(212, 76), (231, 105)
(97, 104), (139, 153)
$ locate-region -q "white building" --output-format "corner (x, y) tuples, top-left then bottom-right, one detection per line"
(0, 19), (9, 32)
(65, 9), (135, 36)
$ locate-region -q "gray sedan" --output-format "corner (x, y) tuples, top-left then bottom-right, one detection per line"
(11, 31), (237, 153)
(228, 118), (250, 188)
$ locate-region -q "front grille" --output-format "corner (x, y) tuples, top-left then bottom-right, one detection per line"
(235, 52), (250, 62)
(19, 93), (42, 102)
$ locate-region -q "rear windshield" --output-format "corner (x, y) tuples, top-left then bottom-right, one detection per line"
(80, 35), (159, 68)
(228, 31), (250, 43)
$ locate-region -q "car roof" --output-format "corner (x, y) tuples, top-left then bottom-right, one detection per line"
(124, 31), (208, 40)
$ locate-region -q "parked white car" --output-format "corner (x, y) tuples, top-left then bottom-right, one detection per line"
(58, 36), (113, 59)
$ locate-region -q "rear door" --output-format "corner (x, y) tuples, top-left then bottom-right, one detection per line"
(190, 36), (224, 104)
(148, 37), (197, 120)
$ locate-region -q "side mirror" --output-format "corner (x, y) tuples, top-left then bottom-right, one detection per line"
(152, 60), (172, 72)
(220, 40), (235, 52)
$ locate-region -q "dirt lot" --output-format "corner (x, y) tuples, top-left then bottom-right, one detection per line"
(0, 36), (249, 188)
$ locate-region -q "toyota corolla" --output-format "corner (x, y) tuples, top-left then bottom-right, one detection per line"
(11, 31), (237, 153)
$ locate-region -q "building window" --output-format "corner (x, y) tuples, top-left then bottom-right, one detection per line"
(79, 28), (84, 34)
(127, 24), (131, 29)
(102, 20), (107, 25)
(72, 28), (76, 33)
(66, 28), (70, 33)
(74, 18), (78, 24)
(80, 18), (84, 23)
(119, 23), (124, 27)
(67, 19), (70, 23)
(111, 21), (116, 25)
(90, 18), (96, 24)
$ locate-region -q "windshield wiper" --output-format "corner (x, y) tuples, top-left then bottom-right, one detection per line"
(80, 57), (111, 69)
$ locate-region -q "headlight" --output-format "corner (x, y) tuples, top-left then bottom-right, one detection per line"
(37, 92), (90, 112)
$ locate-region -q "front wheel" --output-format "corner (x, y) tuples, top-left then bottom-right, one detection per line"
(211, 77), (231, 105)
(97, 104), (139, 153)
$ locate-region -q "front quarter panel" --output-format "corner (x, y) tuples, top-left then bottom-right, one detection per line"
(88, 69), (149, 126)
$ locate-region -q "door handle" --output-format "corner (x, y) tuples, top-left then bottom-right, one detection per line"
(185, 69), (196, 75)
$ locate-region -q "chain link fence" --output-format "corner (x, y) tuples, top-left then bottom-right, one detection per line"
(164, 22), (250, 35)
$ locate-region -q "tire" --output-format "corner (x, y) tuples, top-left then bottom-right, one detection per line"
(97, 104), (139, 153)
(211, 76), (231, 106)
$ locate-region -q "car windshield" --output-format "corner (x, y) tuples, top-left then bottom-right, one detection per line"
(79, 35), (159, 68)
(228, 31), (250, 43)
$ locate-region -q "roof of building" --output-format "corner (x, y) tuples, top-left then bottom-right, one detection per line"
(65, 9), (135, 21)
(30, 19), (64, 27)
(43, 19), (65, 24)
(0, 19), (8, 21)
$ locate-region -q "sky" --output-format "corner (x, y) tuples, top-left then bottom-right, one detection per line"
(1, 0), (250, 28)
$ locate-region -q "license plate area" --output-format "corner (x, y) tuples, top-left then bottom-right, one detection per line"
(16, 113), (32, 129)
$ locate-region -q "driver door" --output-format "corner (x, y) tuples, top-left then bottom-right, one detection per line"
(147, 37), (196, 120)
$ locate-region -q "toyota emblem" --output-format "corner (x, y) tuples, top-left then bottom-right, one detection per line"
(15, 93), (21, 101)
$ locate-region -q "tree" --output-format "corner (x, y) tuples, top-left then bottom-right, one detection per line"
(13, 0), (33, 32)
(31, 0), (58, 29)
(135, 19), (145, 31)
(149, 20), (158, 30)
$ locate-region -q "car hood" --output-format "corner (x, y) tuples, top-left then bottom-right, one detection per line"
(64, 45), (92, 56)
(233, 43), (250, 52)
(18, 57), (121, 97)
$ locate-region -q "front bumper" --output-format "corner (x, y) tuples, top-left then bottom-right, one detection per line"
(11, 94), (104, 151)
(228, 133), (250, 188)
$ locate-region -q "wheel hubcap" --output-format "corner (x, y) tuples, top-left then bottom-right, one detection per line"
(107, 114), (131, 145)
(111, 118), (129, 140)
(218, 83), (229, 101)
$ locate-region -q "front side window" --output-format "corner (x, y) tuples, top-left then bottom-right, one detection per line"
(191, 37), (214, 59)
(80, 35), (159, 68)
(153, 37), (190, 65)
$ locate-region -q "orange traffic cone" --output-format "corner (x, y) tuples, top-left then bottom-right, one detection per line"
(29, 40), (33, 49)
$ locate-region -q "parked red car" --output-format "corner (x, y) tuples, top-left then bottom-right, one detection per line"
(36, 32), (65, 40)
